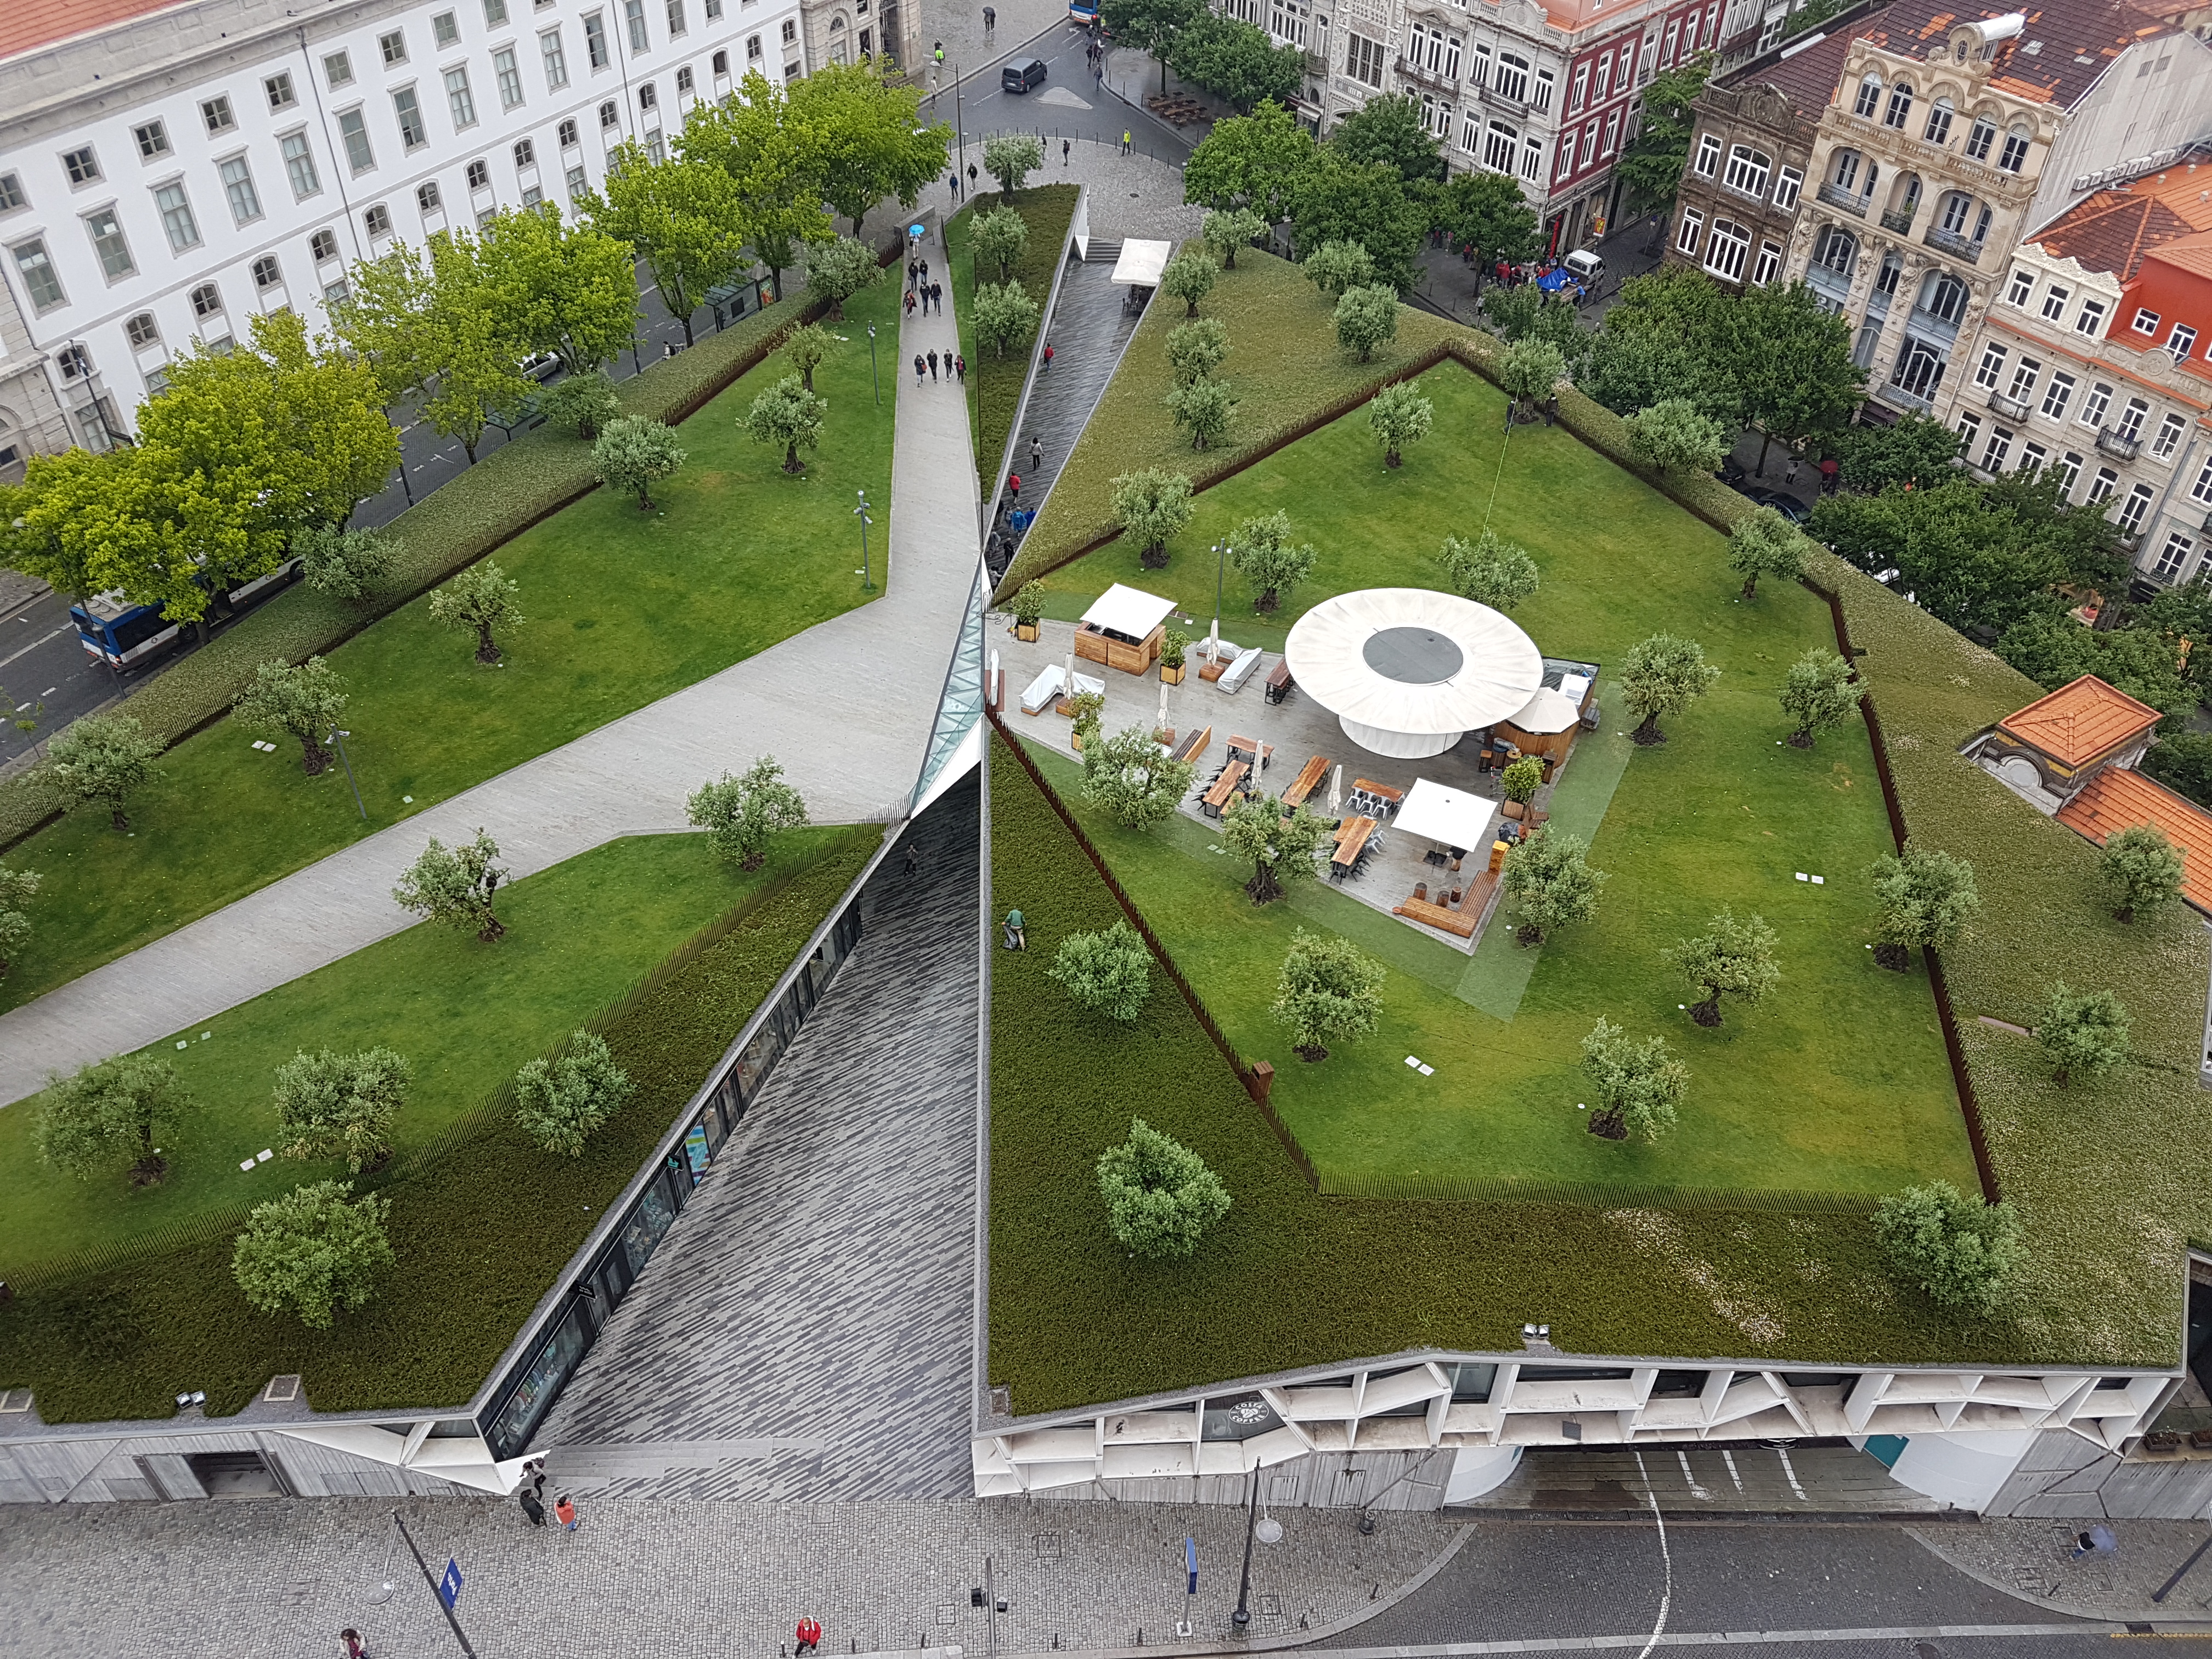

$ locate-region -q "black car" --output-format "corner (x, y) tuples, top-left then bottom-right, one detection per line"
(1002, 58), (1047, 91)
(1740, 487), (1812, 524)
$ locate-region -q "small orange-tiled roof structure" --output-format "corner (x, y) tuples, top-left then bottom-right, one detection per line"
(1995, 674), (2164, 769)
(2057, 767), (2212, 915)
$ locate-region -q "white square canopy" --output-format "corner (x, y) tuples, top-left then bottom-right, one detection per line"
(1080, 583), (1176, 642)
(1110, 240), (1175, 286)
(1395, 778), (1495, 853)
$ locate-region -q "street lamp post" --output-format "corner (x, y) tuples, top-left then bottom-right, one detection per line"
(328, 729), (366, 820)
(1209, 539), (1229, 664)
(855, 489), (876, 591)
(867, 323), (879, 406)
(1231, 1469), (1261, 1630)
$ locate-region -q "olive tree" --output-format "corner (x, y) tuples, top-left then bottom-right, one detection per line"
(1221, 791), (1332, 904)
(514, 1030), (633, 1157)
(392, 828), (509, 942)
(540, 369), (620, 439)
(1167, 375), (1237, 450)
(1502, 827), (1606, 945)
(1667, 907), (1779, 1027)
(1082, 724), (1198, 830)
(1229, 510), (1317, 612)
(1110, 468), (1194, 568)
(1369, 380), (1433, 467)
(43, 713), (162, 832)
(781, 321), (842, 392)
(1728, 506), (1807, 600)
(687, 754), (809, 869)
(2038, 980), (2129, 1085)
(593, 415), (687, 511)
(1097, 1118), (1231, 1259)
(1779, 648), (1856, 748)
(1619, 631), (1720, 745)
(804, 235), (883, 320)
(1271, 928), (1386, 1062)
(1166, 318), (1229, 387)
(1869, 843), (1980, 970)
(1439, 531), (1539, 611)
(1201, 206), (1267, 269)
(1334, 285), (1398, 362)
(970, 205), (1029, 282)
(1579, 1017), (1687, 1142)
(274, 1046), (411, 1172)
(983, 132), (1045, 197)
(2100, 823), (2185, 923)
(740, 375), (830, 473)
(1160, 251), (1221, 318)
(233, 657), (349, 776)
(231, 1180), (394, 1329)
(36, 1054), (193, 1186)
(1497, 337), (1566, 420)
(297, 525), (398, 603)
(1626, 397), (1728, 476)
(1874, 1181), (2024, 1316)
(973, 279), (1043, 358)
(0, 864), (39, 981)
(1304, 239), (1375, 300)
(1048, 918), (1154, 1022)
(428, 560), (523, 665)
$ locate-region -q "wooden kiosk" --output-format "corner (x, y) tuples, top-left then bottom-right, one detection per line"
(1074, 583), (1176, 676)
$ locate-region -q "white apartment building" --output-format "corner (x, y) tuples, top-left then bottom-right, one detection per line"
(0, 0), (819, 476)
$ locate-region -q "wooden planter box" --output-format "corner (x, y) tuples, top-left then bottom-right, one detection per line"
(1502, 799), (1527, 821)
(1075, 620), (1164, 675)
(1014, 621), (1041, 642)
(1160, 662), (1186, 685)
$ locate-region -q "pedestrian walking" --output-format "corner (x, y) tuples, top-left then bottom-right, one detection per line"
(796, 1618), (824, 1656)
(341, 1630), (369, 1659)
(1042, 342), (1054, 370)
(907, 258), (918, 291)
(983, 4), (995, 28)
(1063, 138), (1071, 166)
(928, 349), (939, 381)
(919, 258), (930, 286)
(520, 1487), (546, 1526)
(1029, 435), (1042, 471)
(1121, 129), (1132, 155)
(955, 353), (967, 382)
(902, 289), (916, 318)
(1543, 394), (1558, 427)
(968, 162), (979, 190)
(932, 281), (944, 314)
(1007, 472), (1020, 500)
(949, 171), (961, 201)
(913, 353), (927, 386)
(2071, 1524), (2118, 1560)
(1818, 455), (1839, 493)
(555, 1492), (581, 1531)
(1783, 452), (1801, 486)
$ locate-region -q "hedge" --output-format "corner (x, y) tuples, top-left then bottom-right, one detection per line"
(0, 826), (878, 1422)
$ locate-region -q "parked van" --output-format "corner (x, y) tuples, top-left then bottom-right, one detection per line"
(1562, 249), (1605, 285)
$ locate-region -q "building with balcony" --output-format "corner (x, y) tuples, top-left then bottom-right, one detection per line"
(1778, 0), (2212, 434)
(0, 0), (819, 476)
(1940, 148), (2212, 586)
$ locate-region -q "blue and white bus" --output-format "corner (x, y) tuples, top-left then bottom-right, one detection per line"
(70, 560), (301, 671)
(1069, 0), (1102, 26)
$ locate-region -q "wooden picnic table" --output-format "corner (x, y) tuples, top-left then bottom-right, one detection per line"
(1331, 815), (1379, 871)
(1226, 734), (1273, 772)
(1201, 759), (1249, 818)
(1282, 754), (1329, 809)
(1353, 777), (1405, 809)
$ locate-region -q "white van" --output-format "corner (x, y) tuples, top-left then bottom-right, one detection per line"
(1562, 249), (1605, 285)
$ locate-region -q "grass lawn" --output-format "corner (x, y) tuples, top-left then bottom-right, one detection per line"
(946, 184), (1080, 489)
(0, 274), (902, 1013)
(1024, 362), (1972, 1200)
(0, 825), (879, 1420)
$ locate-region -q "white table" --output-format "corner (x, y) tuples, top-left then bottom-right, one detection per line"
(1395, 778), (1496, 855)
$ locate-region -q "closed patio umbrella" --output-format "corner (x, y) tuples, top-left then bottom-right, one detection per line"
(1328, 764), (1343, 812)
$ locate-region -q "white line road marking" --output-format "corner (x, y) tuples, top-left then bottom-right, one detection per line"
(1676, 1449), (1712, 1501)
(1720, 1448), (1743, 1493)
(1633, 1449), (1673, 1659)
(0, 623), (69, 670)
(1254, 1624), (2120, 1655)
(1775, 1446), (1809, 1500)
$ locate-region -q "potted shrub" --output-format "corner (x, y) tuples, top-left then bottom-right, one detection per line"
(1064, 688), (1103, 750)
(1499, 754), (1543, 820)
(1012, 582), (1045, 642)
(1160, 627), (1189, 685)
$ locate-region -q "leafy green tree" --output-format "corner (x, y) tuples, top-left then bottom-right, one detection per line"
(1667, 908), (1779, 1027)
(1728, 506), (1808, 601)
(592, 415), (687, 511)
(233, 657), (349, 776)
(970, 205), (1029, 283)
(429, 560), (523, 664)
(2142, 731), (2212, 806)
(540, 369), (622, 439)
(1111, 469), (1194, 568)
(1497, 338), (1567, 421)
(1222, 792), (1332, 904)
(1166, 318), (1230, 386)
(1305, 240), (1378, 301)
(1334, 285), (1398, 363)
(1201, 207), (1267, 269)
(232, 1180), (394, 1329)
(982, 133), (1045, 198)
(1328, 92), (1445, 183)
(1482, 285), (1587, 364)
(1440, 170), (1540, 286)
(781, 321), (842, 393)
(1048, 918), (1155, 1022)
(1161, 251), (1221, 318)
(1578, 1017), (1687, 1142)
(1578, 266), (1731, 420)
(36, 1055), (191, 1184)
(1368, 381), (1433, 467)
(1499, 754), (1544, 804)
(1167, 376), (1237, 450)
(741, 374), (830, 473)
(1293, 156), (1423, 290)
(1869, 843), (1979, 970)
(974, 279), (1043, 358)
(0, 447), (147, 605)
(1778, 648), (1855, 749)
(1168, 13), (1302, 111)
(1874, 1181), (2024, 1316)
(1271, 927), (1386, 1060)
(274, 1047), (411, 1172)
(1994, 614), (2190, 717)
(1183, 99), (1315, 224)
(393, 829), (509, 942)
(1627, 397), (1728, 477)
(1439, 531), (1539, 611)
(0, 864), (39, 980)
(1103, 0), (1206, 88)
(44, 713), (162, 832)
(583, 141), (748, 346)
(1619, 631), (1720, 744)
(514, 1031), (634, 1157)
(787, 61), (950, 235)
(475, 203), (642, 376)
(1718, 279), (1863, 473)
(2100, 823), (2186, 922)
(1783, 0), (1848, 36)
(1813, 482), (2075, 639)
(297, 526), (399, 603)
(1082, 725), (1199, 828)
(1229, 510), (1317, 612)
(1834, 413), (1962, 494)
(1503, 827), (1607, 946)
(1615, 52), (1714, 213)
(675, 69), (838, 294)
(2037, 981), (2129, 1084)
(687, 755), (809, 870)
(1096, 1118), (1230, 1258)
(804, 235), (884, 321)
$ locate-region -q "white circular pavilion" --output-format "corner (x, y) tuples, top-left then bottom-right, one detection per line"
(1284, 588), (1544, 759)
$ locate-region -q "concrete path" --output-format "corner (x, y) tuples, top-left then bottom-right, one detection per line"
(0, 256), (982, 1108)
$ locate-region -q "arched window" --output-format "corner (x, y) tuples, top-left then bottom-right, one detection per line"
(1918, 270), (1969, 323)
(1853, 70), (1883, 119)
(1965, 115), (1997, 160)
(1724, 144), (1770, 197)
(1830, 148), (1862, 193)
(1883, 80), (1913, 128)
(1814, 224), (1858, 275)
(1705, 218), (1751, 281)
(1890, 336), (1946, 401)
(1998, 122), (2030, 172)
(1888, 172), (1922, 220)
(1922, 96), (1954, 145)
(1938, 190), (1974, 234)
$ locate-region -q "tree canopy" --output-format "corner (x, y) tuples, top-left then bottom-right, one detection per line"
(1049, 919), (1155, 1022)
(1293, 156), (1424, 290)
(1222, 792), (1333, 904)
(232, 1180), (394, 1328)
(274, 1046), (411, 1172)
(1440, 531), (1539, 611)
(1504, 827), (1607, 945)
(1082, 724), (1199, 828)
(583, 142), (749, 346)
(1168, 14), (1304, 112)
(1096, 1118), (1231, 1259)
(1579, 1017), (1687, 1142)
(1327, 93), (1445, 184)
(1667, 907), (1779, 1026)
(687, 755), (809, 869)
(786, 62), (950, 235)
(1182, 100), (1317, 225)
(1614, 52), (1714, 213)
(514, 1031), (634, 1158)
(1271, 928), (1386, 1060)
(1874, 1181), (2023, 1315)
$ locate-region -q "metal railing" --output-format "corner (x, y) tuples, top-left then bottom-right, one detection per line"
(1816, 180), (1870, 216)
(1923, 224), (1983, 263)
(1880, 206), (1916, 234)
(2097, 426), (2143, 462)
(1986, 389), (2030, 423)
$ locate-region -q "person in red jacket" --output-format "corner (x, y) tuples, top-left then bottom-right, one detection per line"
(795, 1617), (823, 1656)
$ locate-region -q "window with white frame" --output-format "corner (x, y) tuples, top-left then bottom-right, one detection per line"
(2118, 483), (2154, 533)
(1705, 217), (1750, 281)
(447, 66), (479, 128)
(1883, 81), (1912, 128)
(1773, 166), (1801, 210)
(1753, 240), (1781, 285)
(1483, 120), (1517, 173)
(325, 50), (354, 87)
(625, 0), (648, 51)
(1522, 136), (1544, 180)
(2005, 267), (2033, 306)
(2152, 412), (2186, 460)
(1694, 133), (1722, 177)
(219, 156), (263, 224)
(2080, 382), (2113, 427)
(2116, 397), (2149, 441)
(417, 180), (442, 212)
(2194, 455), (2212, 504)
(2087, 466), (2119, 504)
(1465, 112), (1484, 155)
(1677, 205), (1705, 257)
(281, 132), (320, 199)
(2020, 442), (2046, 475)
(1555, 135), (1574, 177)
(267, 71), (298, 110)
(2041, 371), (2074, 420)
(155, 181), (201, 250)
(2169, 324), (2198, 360)
(495, 47), (524, 106)
(1571, 62), (1588, 109)
(2076, 297), (2108, 335)
(1496, 52), (1531, 102)
(1973, 342), (2007, 389)
(434, 10), (460, 46)
(1982, 427), (2012, 470)
(84, 208), (134, 279)
(394, 88), (429, 149)
(1347, 33), (1385, 87)
(2006, 357), (2039, 400)
(1922, 95), (1952, 145)
(338, 109), (375, 172)
(1964, 115), (1996, 160)
(252, 253), (283, 290)
(2056, 452), (2083, 494)
(2134, 307), (2162, 337)
(1997, 124), (2029, 173)
(1578, 122), (1599, 167)
(1603, 111), (1621, 155)
(2153, 531), (2196, 582)
(134, 120), (170, 160)
(1724, 144), (1770, 198)
(1852, 71), (1882, 119)
(1533, 67), (1552, 108)
(1956, 411), (1982, 449)
(586, 13), (610, 67)
(1590, 53), (1610, 101)
(2040, 283), (2070, 321)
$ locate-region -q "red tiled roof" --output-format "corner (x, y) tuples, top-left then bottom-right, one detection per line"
(2032, 150), (2212, 278)
(1997, 674), (2164, 766)
(2, 0), (194, 64)
(2057, 766), (2212, 915)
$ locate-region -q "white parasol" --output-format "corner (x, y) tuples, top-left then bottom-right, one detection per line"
(1328, 764), (1343, 812)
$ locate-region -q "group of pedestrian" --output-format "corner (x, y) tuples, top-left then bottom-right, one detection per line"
(912, 349), (966, 385)
(515, 1458), (580, 1532)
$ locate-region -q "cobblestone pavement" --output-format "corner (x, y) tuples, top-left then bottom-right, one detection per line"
(1910, 1515), (2212, 1622)
(0, 1496), (1463, 1659)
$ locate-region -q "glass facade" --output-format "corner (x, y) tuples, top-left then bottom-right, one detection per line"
(913, 563), (983, 809)
(481, 899), (865, 1459)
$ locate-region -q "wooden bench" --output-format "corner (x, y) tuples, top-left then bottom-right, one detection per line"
(1172, 724), (1212, 765)
(1265, 661), (1294, 705)
(1282, 754), (1329, 809)
(1330, 815), (1378, 873)
(1393, 896), (1479, 937)
(1201, 760), (1249, 818)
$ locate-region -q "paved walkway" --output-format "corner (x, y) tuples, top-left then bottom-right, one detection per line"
(1911, 1516), (2212, 1623)
(531, 783), (981, 1502)
(0, 250), (982, 1108)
